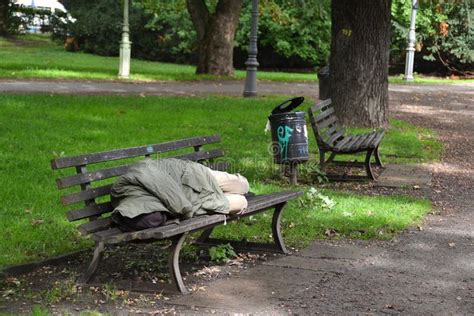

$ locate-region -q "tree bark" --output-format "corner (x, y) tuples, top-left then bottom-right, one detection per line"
(0, 1), (11, 36)
(186, 0), (243, 76)
(329, 0), (392, 127)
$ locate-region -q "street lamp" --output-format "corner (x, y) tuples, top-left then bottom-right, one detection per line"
(404, 0), (418, 81)
(118, 0), (131, 79)
(243, 0), (259, 97)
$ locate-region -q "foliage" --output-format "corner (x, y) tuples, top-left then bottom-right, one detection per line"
(140, 0), (196, 63)
(299, 187), (336, 211)
(0, 1), (51, 35)
(235, 0), (331, 68)
(209, 243), (237, 263)
(391, 0), (473, 73)
(53, 0), (170, 58)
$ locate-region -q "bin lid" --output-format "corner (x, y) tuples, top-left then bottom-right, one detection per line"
(271, 96), (305, 115)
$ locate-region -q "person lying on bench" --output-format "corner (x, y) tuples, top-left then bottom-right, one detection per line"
(110, 158), (249, 232)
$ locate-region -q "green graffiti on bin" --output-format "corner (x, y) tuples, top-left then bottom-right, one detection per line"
(277, 125), (294, 160)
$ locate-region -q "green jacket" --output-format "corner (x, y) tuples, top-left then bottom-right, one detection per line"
(111, 158), (230, 219)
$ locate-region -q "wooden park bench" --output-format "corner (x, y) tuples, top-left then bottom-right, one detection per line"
(308, 99), (384, 180)
(51, 135), (302, 294)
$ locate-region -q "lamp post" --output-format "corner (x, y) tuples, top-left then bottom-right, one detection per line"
(118, 0), (131, 79)
(404, 0), (418, 81)
(243, 0), (259, 97)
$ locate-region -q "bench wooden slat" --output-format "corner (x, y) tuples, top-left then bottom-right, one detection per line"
(56, 148), (225, 189)
(61, 184), (113, 206)
(51, 135), (221, 169)
(246, 191), (302, 212)
(333, 135), (354, 151)
(339, 135), (363, 151)
(78, 217), (113, 235)
(326, 131), (345, 147)
(171, 148), (224, 162)
(310, 99), (332, 112)
(360, 132), (378, 148)
(155, 215), (227, 239)
(57, 165), (131, 189)
(318, 116), (338, 130)
(348, 133), (372, 151)
(315, 107), (334, 123)
(320, 125), (339, 140)
(67, 202), (113, 222)
(369, 131), (385, 148)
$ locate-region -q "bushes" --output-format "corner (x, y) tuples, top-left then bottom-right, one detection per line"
(235, 0), (331, 69)
(391, 0), (473, 74)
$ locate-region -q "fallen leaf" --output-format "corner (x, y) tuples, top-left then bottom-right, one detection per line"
(324, 229), (339, 237)
(5, 277), (20, 286)
(31, 219), (44, 226)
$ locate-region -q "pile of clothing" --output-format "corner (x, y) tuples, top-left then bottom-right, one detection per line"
(110, 158), (249, 232)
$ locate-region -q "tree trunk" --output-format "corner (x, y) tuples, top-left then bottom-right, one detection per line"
(186, 0), (243, 76)
(329, 0), (392, 127)
(0, 1), (11, 36)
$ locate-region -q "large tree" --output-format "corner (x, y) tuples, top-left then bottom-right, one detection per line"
(0, 0), (13, 36)
(186, 0), (243, 76)
(329, 0), (392, 127)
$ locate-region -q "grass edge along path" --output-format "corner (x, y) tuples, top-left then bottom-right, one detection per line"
(0, 94), (438, 267)
(0, 35), (472, 84)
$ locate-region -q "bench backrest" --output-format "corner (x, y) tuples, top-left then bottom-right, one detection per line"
(51, 135), (224, 236)
(308, 99), (345, 149)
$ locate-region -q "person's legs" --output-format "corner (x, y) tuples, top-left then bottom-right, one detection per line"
(208, 169), (249, 194)
(225, 193), (248, 214)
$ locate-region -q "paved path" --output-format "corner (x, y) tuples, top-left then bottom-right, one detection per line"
(0, 79), (473, 97)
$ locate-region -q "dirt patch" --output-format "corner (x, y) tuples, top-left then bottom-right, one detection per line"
(0, 241), (282, 315)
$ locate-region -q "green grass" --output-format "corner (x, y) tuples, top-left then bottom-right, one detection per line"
(1, 35), (472, 84)
(0, 94), (437, 267)
(213, 184), (431, 248)
(344, 119), (442, 164)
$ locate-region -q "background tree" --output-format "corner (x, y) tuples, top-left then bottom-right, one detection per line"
(186, 0), (243, 75)
(0, 1), (10, 36)
(329, 0), (392, 128)
(0, 0), (27, 36)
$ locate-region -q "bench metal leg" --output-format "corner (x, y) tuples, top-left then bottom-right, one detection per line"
(365, 149), (375, 180)
(319, 149), (326, 166)
(374, 146), (383, 167)
(82, 241), (105, 283)
(326, 152), (336, 163)
(194, 203), (289, 254)
(168, 233), (188, 294)
(272, 202), (289, 254)
(197, 227), (214, 243)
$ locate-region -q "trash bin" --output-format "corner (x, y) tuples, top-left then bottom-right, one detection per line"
(269, 97), (309, 164)
(317, 66), (330, 100)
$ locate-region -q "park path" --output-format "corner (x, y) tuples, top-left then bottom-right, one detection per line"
(1, 79), (473, 314)
(0, 78), (472, 98)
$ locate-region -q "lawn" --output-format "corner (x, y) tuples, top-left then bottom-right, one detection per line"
(0, 94), (439, 267)
(1, 34), (472, 84)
